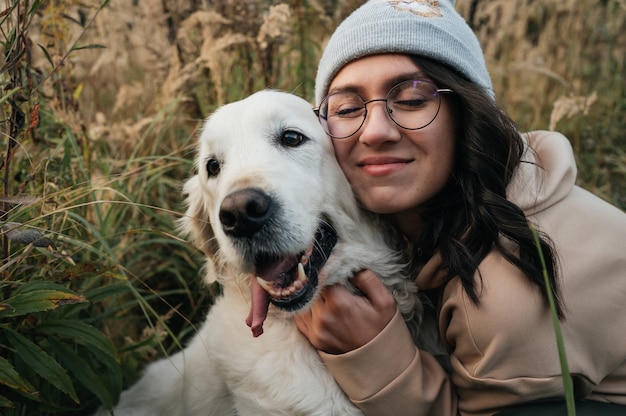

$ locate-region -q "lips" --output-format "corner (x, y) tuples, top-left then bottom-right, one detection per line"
(358, 155), (413, 167)
(245, 221), (337, 337)
(357, 155), (413, 176)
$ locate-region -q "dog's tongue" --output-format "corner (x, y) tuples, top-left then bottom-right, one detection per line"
(245, 256), (297, 337)
(246, 277), (270, 337)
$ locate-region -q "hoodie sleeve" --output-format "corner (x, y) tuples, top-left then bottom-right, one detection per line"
(319, 310), (457, 416)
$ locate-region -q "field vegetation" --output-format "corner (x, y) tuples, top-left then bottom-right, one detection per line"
(1, 0), (624, 413)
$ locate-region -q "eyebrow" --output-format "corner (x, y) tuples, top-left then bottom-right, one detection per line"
(328, 71), (430, 96)
(384, 72), (430, 90)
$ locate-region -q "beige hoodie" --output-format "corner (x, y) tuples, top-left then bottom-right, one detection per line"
(319, 131), (626, 416)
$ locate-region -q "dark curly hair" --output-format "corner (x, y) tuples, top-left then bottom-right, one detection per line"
(408, 56), (564, 318)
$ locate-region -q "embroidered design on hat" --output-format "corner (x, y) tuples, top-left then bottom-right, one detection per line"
(388, 0), (443, 17)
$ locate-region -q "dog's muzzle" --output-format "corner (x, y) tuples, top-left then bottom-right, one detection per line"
(254, 221), (337, 309)
(218, 187), (338, 337)
(246, 221), (337, 337)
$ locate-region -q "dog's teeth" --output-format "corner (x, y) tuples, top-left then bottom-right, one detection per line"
(297, 263), (307, 283)
(257, 265), (309, 300)
(300, 247), (313, 265)
(256, 277), (273, 293)
(271, 288), (282, 297)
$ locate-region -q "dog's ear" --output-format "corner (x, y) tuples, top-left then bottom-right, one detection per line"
(179, 175), (220, 283)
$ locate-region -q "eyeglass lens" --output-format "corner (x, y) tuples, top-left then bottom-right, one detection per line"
(318, 80), (445, 139)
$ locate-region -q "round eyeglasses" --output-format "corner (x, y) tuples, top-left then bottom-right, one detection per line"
(314, 79), (453, 139)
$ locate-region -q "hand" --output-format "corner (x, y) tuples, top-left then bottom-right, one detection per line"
(295, 270), (398, 354)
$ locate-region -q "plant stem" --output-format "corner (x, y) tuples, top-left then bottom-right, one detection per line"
(531, 225), (576, 415)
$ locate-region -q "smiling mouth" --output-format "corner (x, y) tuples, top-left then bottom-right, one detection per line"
(246, 221), (337, 337)
(358, 156), (413, 166)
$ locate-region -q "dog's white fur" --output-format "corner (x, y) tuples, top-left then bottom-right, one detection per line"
(96, 91), (441, 416)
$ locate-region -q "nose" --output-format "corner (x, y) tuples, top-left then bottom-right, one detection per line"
(358, 101), (401, 145)
(219, 188), (273, 237)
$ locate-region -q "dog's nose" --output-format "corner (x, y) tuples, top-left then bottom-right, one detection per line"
(219, 188), (273, 237)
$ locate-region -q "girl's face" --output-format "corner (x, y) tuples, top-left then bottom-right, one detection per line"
(328, 54), (457, 239)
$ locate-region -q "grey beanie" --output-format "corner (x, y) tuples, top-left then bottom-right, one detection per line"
(315, 0), (492, 105)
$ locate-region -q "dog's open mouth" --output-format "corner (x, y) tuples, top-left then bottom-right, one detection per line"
(246, 221), (337, 337)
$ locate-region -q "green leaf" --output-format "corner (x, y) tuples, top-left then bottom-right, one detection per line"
(0, 394), (15, 408)
(4, 329), (79, 403)
(37, 43), (54, 68)
(71, 43), (106, 51)
(28, 0), (43, 15)
(0, 87), (20, 107)
(0, 290), (88, 318)
(0, 355), (37, 394)
(36, 320), (119, 363)
(46, 339), (117, 410)
(85, 282), (132, 304)
(13, 280), (76, 295)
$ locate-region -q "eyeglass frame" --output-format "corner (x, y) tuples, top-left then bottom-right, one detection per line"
(313, 79), (454, 139)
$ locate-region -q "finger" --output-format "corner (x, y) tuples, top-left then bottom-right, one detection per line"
(350, 270), (395, 309)
(318, 283), (358, 312)
(350, 269), (384, 294)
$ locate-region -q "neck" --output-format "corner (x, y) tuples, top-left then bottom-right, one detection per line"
(388, 210), (425, 242)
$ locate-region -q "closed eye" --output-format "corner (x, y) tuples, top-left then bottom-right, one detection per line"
(335, 106), (365, 118)
(392, 98), (429, 110)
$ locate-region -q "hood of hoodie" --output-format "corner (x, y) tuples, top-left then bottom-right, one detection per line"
(507, 130), (577, 216)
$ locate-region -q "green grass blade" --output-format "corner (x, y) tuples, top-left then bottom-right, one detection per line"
(531, 226), (576, 415)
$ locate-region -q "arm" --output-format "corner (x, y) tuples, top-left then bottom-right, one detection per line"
(295, 271), (457, 415)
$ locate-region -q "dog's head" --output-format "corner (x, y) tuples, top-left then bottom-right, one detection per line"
(180, 91), (359, 336)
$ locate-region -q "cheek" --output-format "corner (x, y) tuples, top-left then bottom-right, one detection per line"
(331, 141), (351, 174)
(440, 138), (456, 175)
(431, 137), (456, 191)
(431, 105), (458, 176)
(413, 121), (457, 198)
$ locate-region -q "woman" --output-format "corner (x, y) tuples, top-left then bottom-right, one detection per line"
(295, 1), (626, 415)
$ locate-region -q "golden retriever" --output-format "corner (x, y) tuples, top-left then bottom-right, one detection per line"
(95, 91), (442, 415)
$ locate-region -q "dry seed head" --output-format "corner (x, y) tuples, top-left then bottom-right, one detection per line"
(549, 92), (598, 131)
(257, 4), (292, 50)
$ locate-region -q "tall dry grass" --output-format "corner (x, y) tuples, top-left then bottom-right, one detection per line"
(460, 0), (626, 206)
(33, 0), (626, 205)
(1, 0), (624, 413)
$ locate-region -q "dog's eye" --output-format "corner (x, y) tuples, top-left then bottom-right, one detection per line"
(206, 158), (221, 177)
(281, 130), (306, 147)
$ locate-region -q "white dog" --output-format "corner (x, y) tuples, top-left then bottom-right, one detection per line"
(96, 91), (442, 416)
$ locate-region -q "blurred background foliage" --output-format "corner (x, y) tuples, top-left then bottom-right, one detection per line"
(0, 0), (624, 413)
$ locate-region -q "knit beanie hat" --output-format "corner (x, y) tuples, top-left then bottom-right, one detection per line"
(315, 0), (492, 105)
